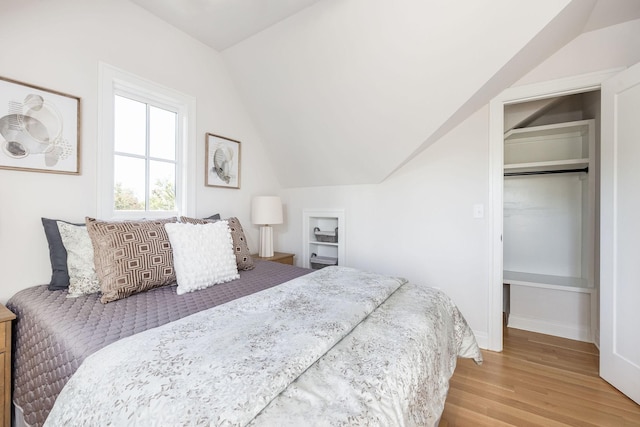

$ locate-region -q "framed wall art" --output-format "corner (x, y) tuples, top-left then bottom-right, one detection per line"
(205, 133), (241, 189)
(0, 76), (80, 174)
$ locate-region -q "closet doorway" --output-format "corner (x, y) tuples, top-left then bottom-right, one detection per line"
(502, 92), (600, 344)
(489, 65), (640, 404)
(487, 69), (620, 353)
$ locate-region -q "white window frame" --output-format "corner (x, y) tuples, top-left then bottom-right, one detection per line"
(98, 63), (196, 219)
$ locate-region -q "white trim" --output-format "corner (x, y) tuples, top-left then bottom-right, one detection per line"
(508, 315), (592, 342)
(487, 68), (623, 352)
(97, 62), (196, 219)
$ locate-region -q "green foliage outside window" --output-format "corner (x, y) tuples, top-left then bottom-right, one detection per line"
(150, 178), (176, 211)
(114, 178), (175, 211)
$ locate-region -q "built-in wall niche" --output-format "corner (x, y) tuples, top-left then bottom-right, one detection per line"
(302, 209), (345, 270)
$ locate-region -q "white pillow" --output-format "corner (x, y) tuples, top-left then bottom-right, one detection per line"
(57, 221), (100, 298)
(164, 221), (239, 295)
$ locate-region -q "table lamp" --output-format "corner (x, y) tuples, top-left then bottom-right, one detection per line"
(251, 196), (283, 257)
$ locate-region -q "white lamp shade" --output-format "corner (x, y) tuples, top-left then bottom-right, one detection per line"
(251, 196), (283, 225)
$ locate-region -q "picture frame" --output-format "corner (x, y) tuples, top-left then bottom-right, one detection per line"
(0, 76), (80, 174)
(205, 133), (241, 189)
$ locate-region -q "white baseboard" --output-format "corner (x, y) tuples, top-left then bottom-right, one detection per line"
(473, 330), (489, 350)
(508, 314), (592, 343)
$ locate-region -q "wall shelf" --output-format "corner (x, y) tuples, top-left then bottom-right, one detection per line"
(311, 241), (339, 247)
(302, 209), (345, 270)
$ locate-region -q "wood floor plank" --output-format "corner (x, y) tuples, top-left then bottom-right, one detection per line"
(440, 327), (640, 426)
(439, 404), (515, 427)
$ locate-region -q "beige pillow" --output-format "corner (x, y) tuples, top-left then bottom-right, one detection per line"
(86, 217), (177, 303)
(179, 216), (254, 270)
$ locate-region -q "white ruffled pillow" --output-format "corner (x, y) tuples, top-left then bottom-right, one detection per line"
(164, 221), (239, 295)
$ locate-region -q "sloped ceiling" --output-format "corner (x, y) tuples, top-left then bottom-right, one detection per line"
(222, 0), (590, 187)
(132, 0), (640, 188)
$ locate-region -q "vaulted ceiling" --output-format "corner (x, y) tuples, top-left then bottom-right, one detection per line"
(132, 0), (640, 188)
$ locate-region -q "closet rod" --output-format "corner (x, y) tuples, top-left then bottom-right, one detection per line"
(504, 167), (588, 177)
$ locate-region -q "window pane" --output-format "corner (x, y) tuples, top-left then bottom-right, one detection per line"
(114, 155), (145, 211)
(114, 95), (146, 156)
(149, 160), (176, 211)
(149, 106), (176, 161)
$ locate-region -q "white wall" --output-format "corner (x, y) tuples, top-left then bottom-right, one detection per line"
(278, 19), (640, 347)
(280, 106), (491, 345)
(0, 0), (280, 303)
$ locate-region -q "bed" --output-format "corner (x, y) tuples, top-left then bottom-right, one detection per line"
(8, 261), (481, 426)
(7, 217), (482, 426)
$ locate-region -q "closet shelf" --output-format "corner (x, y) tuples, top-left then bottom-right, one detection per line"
(504, 158), (589, 175)
(503, 270), (593, 293)
(504, 120), (591, 141)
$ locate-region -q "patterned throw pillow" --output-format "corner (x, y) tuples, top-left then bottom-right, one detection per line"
(41, 218), (85, 290)
(179, 216), (254, 270)
(57, 221), (100, 297)
(86, 217), (177, 304)
(165, 222), (239, 295)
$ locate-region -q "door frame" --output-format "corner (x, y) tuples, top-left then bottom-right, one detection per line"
(487, 68), (623, 351)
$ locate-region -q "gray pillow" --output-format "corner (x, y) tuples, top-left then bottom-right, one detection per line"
(42, 218), (85, 290)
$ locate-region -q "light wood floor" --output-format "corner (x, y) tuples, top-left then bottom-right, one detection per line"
(440, 327), (640, 426)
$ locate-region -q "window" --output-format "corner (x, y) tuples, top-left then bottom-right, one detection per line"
(99, 63), (196, 219)
(114, 95), (177, 212)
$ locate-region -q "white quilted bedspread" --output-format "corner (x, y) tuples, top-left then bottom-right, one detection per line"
(45, 266), (481, 426)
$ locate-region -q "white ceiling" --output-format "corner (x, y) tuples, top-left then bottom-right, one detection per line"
(131, 0), (322, 51)
(583, 0), (640, 32)
(131, 0), (640, 53)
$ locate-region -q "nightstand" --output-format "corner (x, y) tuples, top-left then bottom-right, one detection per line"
(0, 304), (15, 427)
(252, 252), (295, 265)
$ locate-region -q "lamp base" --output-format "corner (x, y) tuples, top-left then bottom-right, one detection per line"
(259, 225), (274, 258)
